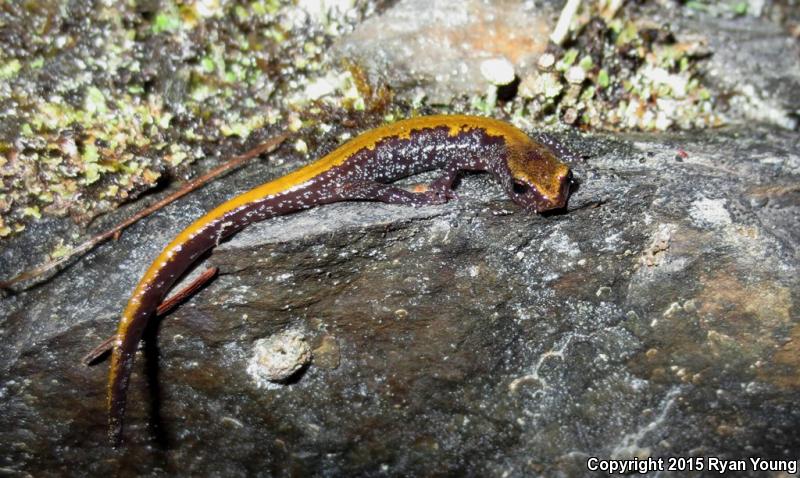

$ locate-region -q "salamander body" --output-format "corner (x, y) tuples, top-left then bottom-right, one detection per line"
(107, 114), (573, 445)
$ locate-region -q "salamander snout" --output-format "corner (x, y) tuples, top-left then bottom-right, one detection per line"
(508, 166), (572, 213)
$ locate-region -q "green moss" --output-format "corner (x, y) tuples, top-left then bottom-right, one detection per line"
(50, 240), (73, 259)
(557, 49), (579, 71)
(83, 143), (99, 163)
(597, 69), (610, 88)
(615, 21), (640, 46)
(83, 162), (101, 184)
(580, 85), (596, 101)
(509, 3), (724, 131)
(0, 0), (390, 239)
(685, 1), (708, 11)
(542, 74), (563, 98)
(22, 206), (41, 219)
(0, 59), (22, 80)
(85, 87), (107, 115)
(152, 12), (182, 34)
(201, 56), (216, 73)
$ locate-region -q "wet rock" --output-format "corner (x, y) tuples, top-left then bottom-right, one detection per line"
(2, 1), (800, 477)
(1, 124), (799, 476)
(672, 12), (800, 129)
(333, 0), (552, 103)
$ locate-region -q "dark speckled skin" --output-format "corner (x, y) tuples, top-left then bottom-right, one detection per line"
(107, 115), (573, 446)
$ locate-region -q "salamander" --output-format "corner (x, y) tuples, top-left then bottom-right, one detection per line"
(106, 114), (573, 446)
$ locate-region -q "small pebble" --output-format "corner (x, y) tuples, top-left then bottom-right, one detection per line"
(563, 108), (578, 124)
(480, 58), (516, 86)
(565, 66), (586, 84)
(537, 53), (555, 70)
(247, 329), (312, 386)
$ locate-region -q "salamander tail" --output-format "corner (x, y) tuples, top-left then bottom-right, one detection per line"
(108, 338), (132, 447)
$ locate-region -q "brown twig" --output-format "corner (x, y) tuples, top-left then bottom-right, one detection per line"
(81, 266), (219, 365)
(1, 132), (288, 291)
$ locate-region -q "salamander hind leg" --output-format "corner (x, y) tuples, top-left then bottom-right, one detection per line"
(334, 180), (450, 206)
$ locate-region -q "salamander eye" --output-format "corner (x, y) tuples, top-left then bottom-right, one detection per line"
(512, 181), (529, 195)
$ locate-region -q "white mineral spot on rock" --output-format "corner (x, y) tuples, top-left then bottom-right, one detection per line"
(194, 0), (224, 17)
(640, 223), (676, 267)
(689, 197), (732, 228)
(602, 231), (623, 251)
(641, 65), (687, 98)
(220, 416), (244, 428)
(247, 329), (312, 387)
(539, 229), (581, 257)
(565, 65), (586, 84)
(594, 286), (612, 300)
(302, 73), (341, 100)
(662, 302), (683, 318)
(537, 53), (555, 70)
(480, 58), (516, 86)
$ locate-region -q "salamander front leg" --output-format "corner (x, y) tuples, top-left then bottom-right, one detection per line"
(426, 160), (465, 202)
(335, 181), (451, 206)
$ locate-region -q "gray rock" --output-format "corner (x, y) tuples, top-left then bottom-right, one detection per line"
(675, 13), (800, 130)
(1, 124), (799, 476)
(2, 0), (800, 477)
(333, 0), (552, 103)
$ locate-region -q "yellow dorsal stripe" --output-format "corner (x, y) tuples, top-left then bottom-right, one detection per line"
(120, 114), (530, 325)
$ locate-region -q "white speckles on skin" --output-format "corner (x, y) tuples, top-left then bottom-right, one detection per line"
(689, 197), (732, 228)
(215, 220), (236, 246)
(111, 119), (552, 437)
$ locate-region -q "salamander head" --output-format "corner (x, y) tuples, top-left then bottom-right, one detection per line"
(504, 142), (572, 212)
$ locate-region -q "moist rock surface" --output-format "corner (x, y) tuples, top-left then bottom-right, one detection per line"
(1, 1), (799, 477)
(2, 125), (798, 476)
